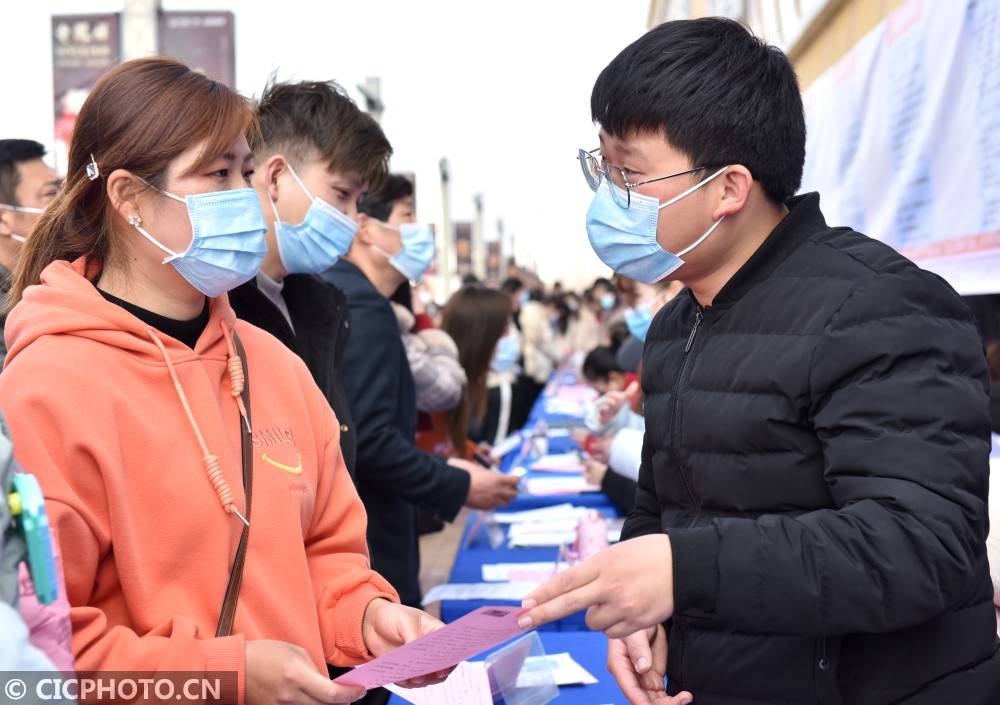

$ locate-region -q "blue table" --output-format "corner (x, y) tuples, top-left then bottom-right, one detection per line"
(386, 631), (620, 705)
(425, 378), (625, 696)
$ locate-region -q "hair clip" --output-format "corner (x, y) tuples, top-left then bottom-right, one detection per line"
(86, 154), (99, 181)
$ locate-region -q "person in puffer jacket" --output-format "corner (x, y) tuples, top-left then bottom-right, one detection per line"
(519, 17), (1000, 705)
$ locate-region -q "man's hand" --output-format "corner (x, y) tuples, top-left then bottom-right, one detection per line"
(451, 458), (519, 509)
(246, 639), (366, 704)
(608, 627), (693, 705)
(518, 534), (675, 638)
(361, 599), (452, 687)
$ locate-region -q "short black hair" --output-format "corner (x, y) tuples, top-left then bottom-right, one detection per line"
(591, 17), (805, 203)
(501, 277), (524, 295)
(358, 174), (414, 222)
(256, 79), (392, 191)
(0, 139), (46, 205)
(583, 346), (623, 381)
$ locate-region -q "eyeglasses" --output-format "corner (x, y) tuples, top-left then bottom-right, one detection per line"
(578, 148), (706, 209)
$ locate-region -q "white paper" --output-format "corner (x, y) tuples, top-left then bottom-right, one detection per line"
(520, 652), (599, 687)
(507, 519), (581, 537)
(385, 661), (492, 705)
(529, 452), (585, 473)
(494, 503), (584, 524)
(420, 582), (539, 605)
(481, 562), (559, 582)
(525, 476), (600, 496)
(507, 520), (624, 548)
(489, 433), (524, 460)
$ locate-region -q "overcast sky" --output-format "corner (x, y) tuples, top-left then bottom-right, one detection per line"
(1, 0), (650, 288)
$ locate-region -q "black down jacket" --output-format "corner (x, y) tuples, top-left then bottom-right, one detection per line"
(623, 193), (1000, 705)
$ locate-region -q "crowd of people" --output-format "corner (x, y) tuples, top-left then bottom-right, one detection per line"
(2, 14), (1000, 705)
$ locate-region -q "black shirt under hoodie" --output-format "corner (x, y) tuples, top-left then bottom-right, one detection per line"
(98, 290), (208, 348)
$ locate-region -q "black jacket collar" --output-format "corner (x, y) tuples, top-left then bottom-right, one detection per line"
(708, 192), (828, 309)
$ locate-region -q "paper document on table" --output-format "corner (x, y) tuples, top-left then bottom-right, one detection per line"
(494, 503), (585, 524)
(421, 582), (539, 605)
(521, 652), (599, 686)
(385, 661), (492, 705)
(490, 432), (524, 460)
(529, 453), (585, 473)
(507, 519), (624, 548)
(525, 476), (600, 495)
(481, 562), (559, 582)
(332, 606), (526, 690)
(543, 399), (588, 416)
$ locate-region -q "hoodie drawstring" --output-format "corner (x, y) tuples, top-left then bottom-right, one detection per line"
(219, 322), (251, 434)
(145, 326), (250, 527)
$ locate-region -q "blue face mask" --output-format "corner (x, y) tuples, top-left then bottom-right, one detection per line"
(518, 291), (530, 306)
(132, 181), (267, 297)
(586, 167), (728, 284)
(390, 223), (436, 282)
(624, 302), (654, 342)
(269, 164), (358, 275)
(491, 332), (520, 373)
(600, 293), (617, 311)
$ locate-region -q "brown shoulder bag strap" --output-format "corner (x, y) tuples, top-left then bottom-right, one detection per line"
(215, 331), (253, 637)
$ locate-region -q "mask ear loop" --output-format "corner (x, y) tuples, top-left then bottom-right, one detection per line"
(662, 165), (731, 259)
(676, 216), (726, 258)
(285, 163), (315, 201)
(0, 204), (44, 214)
(131, 176), (189, 263)
(657, 166), (730, 211)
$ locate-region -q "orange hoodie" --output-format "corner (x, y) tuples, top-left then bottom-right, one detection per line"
(0, 258), (398, 701)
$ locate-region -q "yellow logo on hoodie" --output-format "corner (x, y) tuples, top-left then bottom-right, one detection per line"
(254, 426), (302, 474)
(261, 451), (303, 475)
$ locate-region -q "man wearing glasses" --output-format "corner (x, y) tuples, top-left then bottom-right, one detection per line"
(519, 17), (1000, 705)
(0, 139), (60, 363)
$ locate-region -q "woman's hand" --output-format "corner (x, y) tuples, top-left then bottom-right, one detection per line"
(246, 639), (366, 704)
(361, 599), (453, 687)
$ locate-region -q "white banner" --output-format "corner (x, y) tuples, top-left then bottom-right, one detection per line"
(800, 0), (1000, 294)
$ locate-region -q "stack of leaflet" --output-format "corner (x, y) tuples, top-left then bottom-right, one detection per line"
(542, 384), (594, 420)
(497, 504), (623, 548)
(507, 517), (623, 548)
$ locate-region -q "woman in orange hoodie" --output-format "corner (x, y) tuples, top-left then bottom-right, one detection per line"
(0, 58), (446, 705)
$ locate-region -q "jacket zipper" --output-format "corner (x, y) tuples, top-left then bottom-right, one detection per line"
(671, 307), (704, 510)
(818, 636), (830, 671)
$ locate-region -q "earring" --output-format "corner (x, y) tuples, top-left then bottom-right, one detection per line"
(128, 213), (142, 227)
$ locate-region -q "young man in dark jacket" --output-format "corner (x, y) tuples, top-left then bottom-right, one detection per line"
(519, 18), (1000, 705)
(229, 80), (389, 474)
(323, 185), (519, 608)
